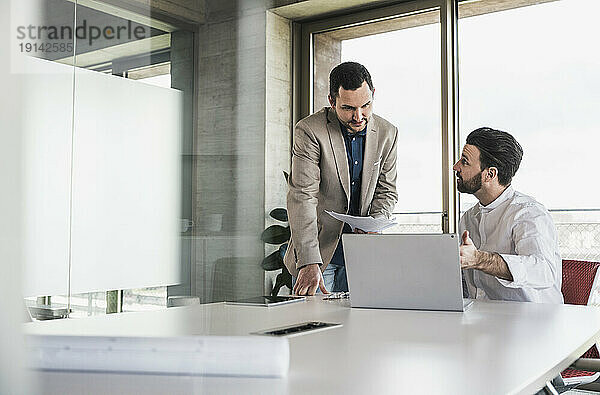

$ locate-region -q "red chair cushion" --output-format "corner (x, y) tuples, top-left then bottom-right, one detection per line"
(562, 260), (600, 305)
(561, 260), (600, 378)
(561, 367), (597, 379)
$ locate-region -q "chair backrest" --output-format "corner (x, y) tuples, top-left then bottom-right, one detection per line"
(562, 259), (600, 361)
(562, 259), (600, 306)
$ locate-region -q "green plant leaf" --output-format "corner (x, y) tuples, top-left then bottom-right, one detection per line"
(261, 225), (290, 244)
(272, 269), (293, 296)
(269, 208), (288, 222)
(281, 267), (292, 289)
(261, 250), (284, 271)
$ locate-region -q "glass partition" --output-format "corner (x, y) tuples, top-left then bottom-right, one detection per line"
(15, 0), (76, 305)
(18, 0), (195, 318)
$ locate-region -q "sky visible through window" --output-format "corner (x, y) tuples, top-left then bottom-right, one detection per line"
(342, 0), (600, 213)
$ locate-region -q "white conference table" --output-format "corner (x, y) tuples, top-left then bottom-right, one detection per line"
(25, 296), (600, 395)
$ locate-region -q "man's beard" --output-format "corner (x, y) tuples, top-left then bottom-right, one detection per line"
(457, 173), (482, 194)
(340, 117), (367, 132)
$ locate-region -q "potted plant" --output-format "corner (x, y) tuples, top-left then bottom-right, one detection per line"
(261, 172), (292, 296)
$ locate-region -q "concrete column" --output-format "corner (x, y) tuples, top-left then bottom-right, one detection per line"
(193, 0), (270, 302)
(313, 33), (341, 111)
(264, 11), (292, 294)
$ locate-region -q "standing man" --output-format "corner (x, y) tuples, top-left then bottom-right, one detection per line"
(284, 61), (398, 296)
(454, 127), (562, 303)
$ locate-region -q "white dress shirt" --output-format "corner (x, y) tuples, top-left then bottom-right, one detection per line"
(459, 186), (563, 303)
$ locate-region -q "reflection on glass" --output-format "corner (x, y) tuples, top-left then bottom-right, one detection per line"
(13, 0), (75, 63)
(21, 0), (194, 316)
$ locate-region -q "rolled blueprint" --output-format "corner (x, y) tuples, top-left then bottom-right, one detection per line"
(26, 335), (289, 377)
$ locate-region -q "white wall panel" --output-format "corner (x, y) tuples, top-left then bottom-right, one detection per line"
(21, 56), (73, 297)
(70, 68), (183, 293)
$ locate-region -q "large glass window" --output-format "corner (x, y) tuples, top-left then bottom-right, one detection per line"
(312, 8), (443, 233)
(458, 0), (600, 260)
(310, 0), (599, 260)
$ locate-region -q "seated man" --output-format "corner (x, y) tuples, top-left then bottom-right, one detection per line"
(453, 127), (563, 303)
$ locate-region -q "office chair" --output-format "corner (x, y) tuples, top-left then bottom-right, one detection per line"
(559, 259), (600, 392)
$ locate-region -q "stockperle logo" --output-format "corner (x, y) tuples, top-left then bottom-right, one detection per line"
(16, 19), (149, 47)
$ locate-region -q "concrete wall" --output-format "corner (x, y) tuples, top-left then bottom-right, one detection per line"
(193, 0), (293, 302)
(101, 0), (205, 25)
(270, 0), (406, 20)
(264, 11), (292, 294)
(313, 33), (341, 111)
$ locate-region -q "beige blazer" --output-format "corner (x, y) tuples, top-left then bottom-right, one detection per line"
(284, 107), (398, 277)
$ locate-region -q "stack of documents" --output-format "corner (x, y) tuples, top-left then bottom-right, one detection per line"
(325, 211), (397, 232)
(27, 335), (289, 377)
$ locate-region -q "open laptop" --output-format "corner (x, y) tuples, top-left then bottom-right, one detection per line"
(342, 233), (473, 312)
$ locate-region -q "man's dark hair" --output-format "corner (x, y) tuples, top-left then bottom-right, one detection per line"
(329, 62), (374, 103)
(466, 127), (523, 186)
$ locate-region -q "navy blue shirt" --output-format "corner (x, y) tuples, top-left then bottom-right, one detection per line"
(329, 122), (366, 267)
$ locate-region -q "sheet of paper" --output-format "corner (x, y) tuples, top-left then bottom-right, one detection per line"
(325, 211), (397, 232)
(26, 335), (289, 377)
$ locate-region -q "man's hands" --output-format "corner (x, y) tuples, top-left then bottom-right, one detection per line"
(293, 264), (330, 296)
(459, 230), (480, 269)
(292, 228), (379, 296)
(354, 228), (380, 234)
(459, 230), (513, 281)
